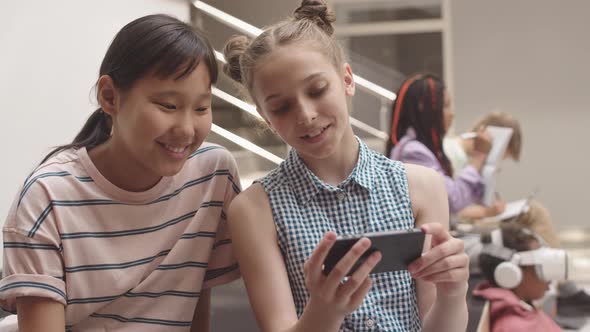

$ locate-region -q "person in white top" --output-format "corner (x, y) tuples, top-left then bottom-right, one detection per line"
(444, 112), (522, 220)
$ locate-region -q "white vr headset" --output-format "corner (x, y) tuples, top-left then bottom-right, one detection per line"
(481, 228), (568, 289)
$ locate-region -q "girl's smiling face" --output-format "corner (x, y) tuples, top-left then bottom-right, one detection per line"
(102, 61), (213, 184)
(252, 44), (355, 161)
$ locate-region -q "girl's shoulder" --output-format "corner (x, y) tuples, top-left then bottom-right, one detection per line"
(28, 148), (83, 178)
(6, 149), (83, 234)
(181, 142), (240, 179)
(254, 165), (288, 192)
(18, 148), (86, 203)
(227, 182), (271, 223)
(364, 146), (410, 182)
(186, 142), (238, 169)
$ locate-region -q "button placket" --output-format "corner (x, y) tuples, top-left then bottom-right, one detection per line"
(337, 191), (346, 202)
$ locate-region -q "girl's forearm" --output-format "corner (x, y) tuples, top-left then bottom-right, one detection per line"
(16, 297), (65, 332)
(422, 292), (468, 332)
(280, 303), (344, 332)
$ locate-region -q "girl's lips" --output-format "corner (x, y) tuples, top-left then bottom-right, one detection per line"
(158, 142), (191, 159)
(300, 125), (330, 139)
(163, 145), (187, 153)
(301, 125), (331, 144)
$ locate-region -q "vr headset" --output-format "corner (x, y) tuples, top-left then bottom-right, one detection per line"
(481, 228), (568, 289)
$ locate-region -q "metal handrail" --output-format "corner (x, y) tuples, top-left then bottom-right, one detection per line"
(213, 48), (389, 141)
(211, 124), (283, 165)
(194, 0), (396, 102)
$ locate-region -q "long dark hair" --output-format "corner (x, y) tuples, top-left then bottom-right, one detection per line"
(386, 74), (453, 176)
(39, 14), (218, 165)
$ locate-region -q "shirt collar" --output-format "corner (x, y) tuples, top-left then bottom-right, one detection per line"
(285, 136), (374, 206)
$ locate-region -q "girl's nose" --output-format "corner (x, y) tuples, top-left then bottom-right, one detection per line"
(294, 100), (318, 125)
(172, 110), (196, 138)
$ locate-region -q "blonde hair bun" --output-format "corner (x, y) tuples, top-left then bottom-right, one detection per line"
(294, 0), (335, 36)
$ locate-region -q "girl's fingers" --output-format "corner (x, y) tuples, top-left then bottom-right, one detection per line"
(325, 238), (372, 290)
(419, 267), (469, 284)
(304, 232), (337, 280)
(347, 277), (373, 309)
(336, 251), (381, 299)
(420, 223), (450, 244)
(411, 253), (469, 279)
(408, 238), (464, 275)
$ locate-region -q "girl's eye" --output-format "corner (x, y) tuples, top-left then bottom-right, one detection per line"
(271, 105), (289, 114)
(195, 107), (209, 113)
(309, 84), (328, 98)
(156, 102), (176, 110)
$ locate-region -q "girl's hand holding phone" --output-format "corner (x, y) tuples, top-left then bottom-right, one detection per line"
(408, 223), (469, 298)
(303, 232), (382, 320)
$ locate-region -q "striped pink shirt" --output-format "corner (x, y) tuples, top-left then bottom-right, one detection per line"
(0, 143), (241, 331)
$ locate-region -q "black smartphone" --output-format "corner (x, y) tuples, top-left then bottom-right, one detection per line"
(322, 228), (425, 276)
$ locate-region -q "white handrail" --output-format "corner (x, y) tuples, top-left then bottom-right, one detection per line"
(213, 50), (388, 140)
(213, 86), (389, 141)
(211, 124), (283, 165)
(194, 0), (262, 36)
(353, 76), (396, 101)
(349, 118), (388, 141)
(193, 0), (397, 102)
(213, 87), (260, 119)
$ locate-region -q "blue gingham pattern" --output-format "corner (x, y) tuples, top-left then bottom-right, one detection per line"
(257, 137), (422, 331)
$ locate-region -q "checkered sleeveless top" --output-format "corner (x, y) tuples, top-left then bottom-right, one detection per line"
(256, 138), (422, 331)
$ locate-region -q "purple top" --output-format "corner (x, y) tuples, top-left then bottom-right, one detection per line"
(390, 128), (484, 213)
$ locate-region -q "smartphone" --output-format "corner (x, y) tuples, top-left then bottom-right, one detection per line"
(322, 228), (425, 276)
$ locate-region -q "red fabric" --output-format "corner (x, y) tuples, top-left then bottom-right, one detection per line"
(473, 282), (562, 332)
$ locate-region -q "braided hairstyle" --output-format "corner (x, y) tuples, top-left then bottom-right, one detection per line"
(387, 74), (454, 176)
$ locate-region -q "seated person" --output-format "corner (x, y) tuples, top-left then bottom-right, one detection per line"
(444, 111), (522, 220)
(473, 223), (564, 332)
(387, 74), (492, 214)
(453, 113), (590, 316)
(465, 198), (590, 318)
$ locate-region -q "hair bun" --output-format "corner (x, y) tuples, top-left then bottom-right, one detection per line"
(294, 0), (335, 36)
(222, 35), (251, 84)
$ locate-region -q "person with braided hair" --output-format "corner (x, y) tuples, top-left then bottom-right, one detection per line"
(224, 1), (469, 331)
(388, 74), (494, 214)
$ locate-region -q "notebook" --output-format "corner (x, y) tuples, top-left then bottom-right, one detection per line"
(481, 126), (514, 206)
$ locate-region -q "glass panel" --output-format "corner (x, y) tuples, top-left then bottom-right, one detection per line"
(345, 32), (443, 92)
(337, 0), (441, 23)
(340, 32), (443, 137)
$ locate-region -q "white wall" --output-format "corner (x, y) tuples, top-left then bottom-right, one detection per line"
(450, 0), (590, 230)
(0, 0), (189, 266)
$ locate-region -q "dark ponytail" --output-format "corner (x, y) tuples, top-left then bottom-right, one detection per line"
(72, 109), (112, 149)
(39, 108), (112, 164)
(39, 108), (112, 165)
(38, 14), (218, 165)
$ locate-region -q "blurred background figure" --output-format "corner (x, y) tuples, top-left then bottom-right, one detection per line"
(387, 74), (494, 215)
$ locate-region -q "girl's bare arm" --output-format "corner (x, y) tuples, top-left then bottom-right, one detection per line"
(16, 296), (65, 332)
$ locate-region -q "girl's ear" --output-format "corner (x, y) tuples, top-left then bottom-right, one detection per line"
(97, 75), (119, 117)
(342, 63), (355, 97)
